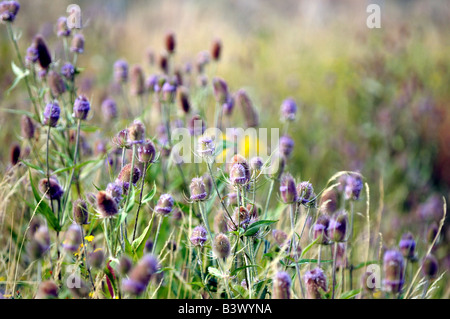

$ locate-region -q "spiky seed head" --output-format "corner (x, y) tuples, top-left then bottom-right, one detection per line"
(62, 224), (82, 253)
(383, 250), (405, 293)
(38, 177), (64, 200)
(327, 211), (348, 242)
(47, 70), (66, 97)
(73, 199), (89, 225)
(118, 255), (133, 275)
(33, 35), (52, 69)
(176, 86), (190, 113)
(344, 173), (363, 201)
(421, 254), (439, 280)
(212, 77), (229, 104)
(190, 177), (208, 201)
(198, 136), (215, 158)
(70, 33), (85, 53)
(154, 193), (174, 216)
(35, 281), (58, 299)
(190, 225), (208, 247)
(313, 214), (331, 245)
(250, 156), (264, 172)
(280, 173), (298, 204)
(73, 95), (90, 120)
(273, 271), (291, 299)
(43, 102), (61, 127)
(297, 181), (314, 205)
(213, 233), (231, 259)
(304, 267), (328, 299)
(165, 31), (176, 53)
(128, 120), (146, 144)
(211, 37), (222, 61)
(96, 190), (119, 218)
(56, 16), (70, 37)
(399, 232), (416, 260)
(214, 210), (228, 234)
(236, 89), (259, 128)
(319, 188), (339, 214)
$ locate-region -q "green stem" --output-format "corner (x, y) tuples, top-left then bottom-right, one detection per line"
(151, 216), (163, 255)
(132, 162), (149, 241)
(290, 204), (305, 299)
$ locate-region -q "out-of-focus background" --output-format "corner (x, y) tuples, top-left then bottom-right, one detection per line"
(1, 0), (449, 290)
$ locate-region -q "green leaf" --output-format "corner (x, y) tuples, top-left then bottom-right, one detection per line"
(300, 237), (319, 258)
(132, 214), (155, 259)
(230, 264), (261, 276)
(141, 182), (156, 204)
(7, 61), (30, 95)
(353, 260), (379, 271)
(208, 267), (224, 278)
(52, 159), (101, 176)
(340, 289), (361, 299)
(126, 189), (136, 213)
(243, 219), (278, 236)
(21, 160), (44, 175)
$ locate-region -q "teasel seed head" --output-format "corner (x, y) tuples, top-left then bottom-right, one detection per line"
(61, 62), (75, 81)
(344, 173), (363, 201)
(165, 31), (176, 54)
(68, 276), (90, 299)
(112, 129), (130, 149)
(130, 64), (145, 96)
(212, 77), (229, 105)
(105, 182), (123, 204)
(118, 163), (142, 187)
(280, 173), (298, 204)
(96, 190), (119, 218)
(155, 193), (174, 216)
(230, 163), (247, 186)
(236, 89), (259, 128)
(114, 59), (128, 83)
(32, 35), (52, 69)
(0, 1), (20, 22)
(327, 211), (348, 242)
(280, 98), (298, 122)
(101, 98), (118, 121)
(56, 16), (71, 37)
(137, 139), (156, 163)
(127, 120), (146, 144)
(190, 177), (208, 201)
(297, 181), (314, 205)
(188, 114), (206, 136)
(304, 267), (328, 299)
(421, 254), (439, 280)
(10, 142), (20, 166)
(211, 37), (222, 61)
(73, 95), (90, 120)
(87, 248), (105, 269)
(62, 224), (82, 253)
(176, 86), (190, 114)
(272, 271), (292, 299)
(383, 249), (405, 294)
(190, 225), (208, 247)
(70, 33), (85, 53)
(427, 223), (439, 244)
(229, 154), (251, 184)
(313, 214), (331, 245)
(43, 102), (60, 127)
(47, 70), (66, 97)
(118, 255), (133, 275)
(279, 135), (294, 158)
(73, 199), (89, 225)
(214, 210), (228, 234)
(158, 52), (169, 74)
(399, 232), (416, 260)
(122, 254), (160, 296)
(198, 136), (215, 158)
(38, 177), (64, 200)
(35, 281), (58, 299)
(213, 233), (231, 259)
(319, 188), (339, 214)
(250, 156), (264, 172)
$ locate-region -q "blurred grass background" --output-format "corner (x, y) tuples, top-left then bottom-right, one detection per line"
(1, 0), (449, 293)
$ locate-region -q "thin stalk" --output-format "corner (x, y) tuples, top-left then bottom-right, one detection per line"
(290, 204), (305, 299)
(421, 280), (430, 299)
(196, 246), (213, 299)
(132, 161), (149, 241)
(80, 225), (95, 289)
(331, 242), (338, 299)
(151, 216), (163, 255)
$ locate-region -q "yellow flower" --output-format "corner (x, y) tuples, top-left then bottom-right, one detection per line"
(85, 235), (94, 242)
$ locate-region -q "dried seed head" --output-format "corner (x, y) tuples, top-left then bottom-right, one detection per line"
(70, 33), (85, 53)
(123, 254), (159, 296)
(313, 214), (330, 245)
(130, 65), (145, 96)
(383, 250), (405, 293)
(399, 232), (416, 260)
(279, 135), (294, 158)
(190, 225), (208, 247)
(0, 1), (20, 22)
(47, 70), (66, 96)
(87, 248), (105, 269)
(137, 139), (156, 163)
(114, 59), (128, 83)
(43, 102), (60, 127)
(211, 37), (222, 61)
(96, 190), (119, 218)
(202, 173), (213, 196)
(56, 16), (70, 37)
(35, 281), (58, 299)
(297, 181), (314, 205)
(421, 254), (439, 280)
(229, 154), (251, 184)
(155, 193), (174, 216)
(304, 267), (328, 299)
(118, 163), (142, 186)
(427, 223), (439, 244)
(213, 233), (231, 259)
(10, 142), (20, 166)
(118, 255), (133, 275)
(280, 98), (297, 121)
(112, 129), (130, 149)
(158, 52), (169, 74)
(128, 120), (146, 144)
(106, 182), (123, 204)
(62, 224), (82, 253)
(280, 173), (298, 204)
(273, 271), (292, 299)
(165, 31), (176, 54)
(188, 115), (206, 136)
(227, 206), (251, 231)
(38, 177), (64, 200)
(100, 98), (117, 121)
(61, 62), (75, 81)
(319, 188), (339, 214)
(73, 199), (89, 225)
(214, 210), (228, 233)
(212, 77), (229, 104)
(236, 89), (259, 128)
(176, 86), (190, 114)
(190, 177), (208, 201)
(327, 211), (348, 242)
(73, 95), (90, 120)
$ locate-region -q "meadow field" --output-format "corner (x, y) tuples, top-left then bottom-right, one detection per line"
(0, 0), (449, 299)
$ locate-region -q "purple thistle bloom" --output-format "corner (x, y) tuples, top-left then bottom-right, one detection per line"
(56, 17), (71, 37)
(279, 173), (298, 204)
(190, 225), (207, 246)
(399, 232), (416, 260)
(43, 102), (60, 127)
(250, 156), (264, 171)
(279, 135), (294, 158)
(273, 271), (292, 299)
(106, 182), (123, 204)
(70, 33), (85, 53)
(344, 174), (363, 201)
(114, 59), (128, 83)
(145, 74), (159, 93)
(304, 267), (328, 299)
(0, 1), (20, 22)
(101, 98), (117, 121)
(61, 63), (75, 81)
(25, 45), (38, 64)
(197, 136), (215, 158)
(154, 193), (174, 216)
(229, 163), (247, 185)
(73, 95), (90, 120)
(281, 98), (298, 121)
(297, 181), (314, 204)
(62, 224), (82, 253)
(190, 177), (208, 201)
(383, 250), (405, 294)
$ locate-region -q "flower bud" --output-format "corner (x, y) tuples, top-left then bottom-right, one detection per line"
(35, 281), (58, 299)
(73, 95), (90, 120)
(47, 70), (66, 97)
(190, 225), (207, 247)
(236, 89), (259, 128)
(146, 74), (159, 93)
(117, 163), (142, 188)
(198, 136), (215, 158)
(230, 163), (247, 185)
(0, 1), (20, 22)
(96, 190), (119, 218)
(212, 77), (229, 104)
(128, 120), (146, 144)
(188, 115), (206, 136)
(426, 223), (439, 244)
(62, 224), (82, 253)
(38, 177), (64, 200)
(165, 31), (176, 54)
(328, 211), (348, 242)
(344, 174), (363, 201)
(158, 52), (169, 74)
(112, 129), (130, 149)
(70, 33), (85, 53)
(25, 45), (38, 64)
(421, 254), (439, 280)
(33, 35), (51, 69)
(313, 214), (330, 245)
(304, 267), (328, 299)
(43, 102), (60, 127)
(114, 59), (128, 83)
(399, 232), (416, 260)
(56, 16), (70, 37)
(213, 233), (230, 259)
(118, 255), (133, 275)
(130, 65), (145, 96)
(9, 143), (20, 166)
(272, 229), (288, 247)
(87, 248), (104, 269)
(383, 250), (405, 294)
(280, 98), (297, 121)
(273, 271), (291, 299)
(279, 135), (294, 158)
(106, 182), (123, 204)
(190, 177), (208, 201)
(136, 139), (156, 163)
(73, 199), (89, 225)
(280, 173), (298, 204)
(101, 98), (117, 121)
(60, 63), (75, 82)
(211, 38), (222, 61)
(176, 86), (190, 113)
(155, 193), (174, 216)
(319, 188), (339, 214)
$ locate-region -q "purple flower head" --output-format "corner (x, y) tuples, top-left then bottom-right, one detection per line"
(114, 59), (128, 83)
(101, 98), (117, 121)
(137, 139), (156, 163)
(223, 95), (235, 116)
(229, 163), (247, 185)
(304, 267), (327, 299)
(26, 45), (38, 64)
(123, 254), (160, 296)
(112, 129), (130, 149)
(422, 254), (439, 280)
(62, 224), (82, 253)
(38, 177), (64, 201)
(281, 98), (298, 121)
(106, 182), (123, 204)
(61, 63), (75, 81)
(273, 271), (292, 299)
(146, 74), (159, 93)
(190, 225), (207, 247)
(344, 174), (363, 201)
(250, 156), (264, 172)
(399, 232), (416, 260)
(127, 120), (146, 144)
(279, 173), (298, 204)
(56, 17), (71, 37)
(43, 102), (61, 127)
(197, 136), (215, 158)
(212, 77), (229, 104)
(297, 181), (314, 205)
(0, 1), (20, 22)
(155, 193), (174, 216)
(188, 115), (205, 136)
(73, 95), (90, 120)
(313, 214), (330, 245)
(327, 211), (348, 242)
(190, 177), (208, 201)
(70, 33), (85, 53)
(279, 135), (294, 158)
(383, 250), (405, 294)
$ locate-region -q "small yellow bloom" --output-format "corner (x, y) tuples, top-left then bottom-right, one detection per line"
(373, 290), (383, 299)
(85, 235), (94, 242)
(89, 292), (94, 298)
